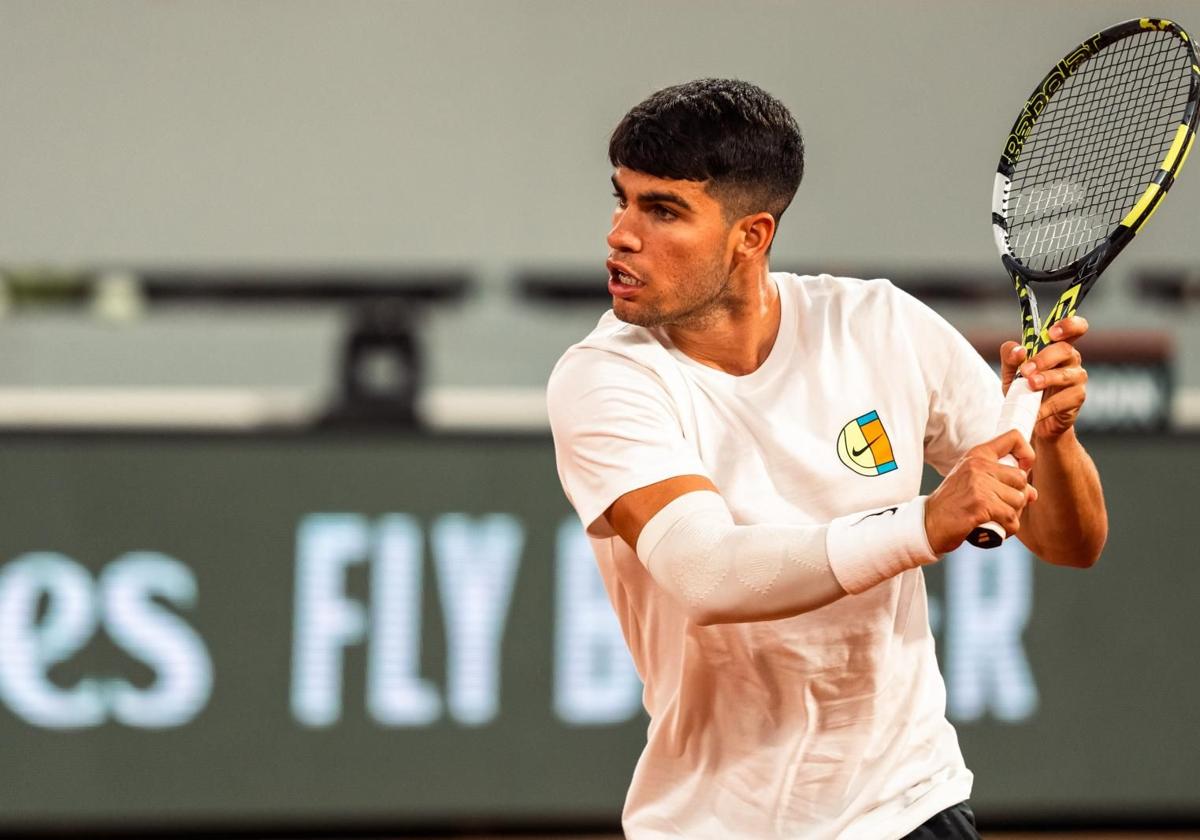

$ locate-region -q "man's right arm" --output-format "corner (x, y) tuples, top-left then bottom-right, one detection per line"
(550, 349), (1037, 625)
(605, 475), (718, 549)
(605, 476), (851, 625)
(602, 431), (1038, 626)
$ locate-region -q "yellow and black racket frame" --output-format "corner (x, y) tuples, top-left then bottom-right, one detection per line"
(991, 17), (1200, 358)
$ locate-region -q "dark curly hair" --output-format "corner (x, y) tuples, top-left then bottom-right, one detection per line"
(609, 78), (805, 226)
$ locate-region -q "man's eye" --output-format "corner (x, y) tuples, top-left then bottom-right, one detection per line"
(652, 206), (676, 220)
(612, 191), (627, 209)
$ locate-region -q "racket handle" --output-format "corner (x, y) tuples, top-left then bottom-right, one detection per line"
(965, 377), (1043, 549)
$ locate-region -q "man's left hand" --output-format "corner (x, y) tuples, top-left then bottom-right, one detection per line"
(999, 315), (1089, 440)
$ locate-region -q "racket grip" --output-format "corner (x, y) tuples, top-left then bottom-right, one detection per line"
(965, 377), (1042, 549)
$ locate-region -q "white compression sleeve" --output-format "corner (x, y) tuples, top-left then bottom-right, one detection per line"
(635, 491), (938, 624)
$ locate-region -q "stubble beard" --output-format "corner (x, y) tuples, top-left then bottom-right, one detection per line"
(613, 259), (732, 330)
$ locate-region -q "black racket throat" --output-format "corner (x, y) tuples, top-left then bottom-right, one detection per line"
(1002, 252), (1100, 357)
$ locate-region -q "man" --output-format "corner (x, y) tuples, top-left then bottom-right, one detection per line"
(547, 79), (1106, 840)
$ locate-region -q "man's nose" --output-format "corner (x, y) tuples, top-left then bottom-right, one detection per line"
(607, 210), (641, 253)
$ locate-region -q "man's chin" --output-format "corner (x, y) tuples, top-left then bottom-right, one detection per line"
(612, 299), (661, 327)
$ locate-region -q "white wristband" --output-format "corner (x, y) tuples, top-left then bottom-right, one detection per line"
(825, 498), (938, 594)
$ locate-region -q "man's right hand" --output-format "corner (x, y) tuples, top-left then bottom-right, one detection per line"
(924, 429), (1038, 554)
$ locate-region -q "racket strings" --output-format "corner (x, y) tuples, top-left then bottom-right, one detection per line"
(1015, 34), (1182, 228)
(1012, 36), (1182, 264)
(1007, 30), (1192, 272)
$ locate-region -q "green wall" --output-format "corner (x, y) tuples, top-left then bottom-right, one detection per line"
(0, 432), (1192, 828)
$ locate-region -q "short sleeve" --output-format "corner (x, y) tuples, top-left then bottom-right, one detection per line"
(547, 348), (711, 536)
(898, 293), (1005, 475)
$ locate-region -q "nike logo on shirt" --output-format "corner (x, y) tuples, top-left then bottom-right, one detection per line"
(852, 436), (881, 457)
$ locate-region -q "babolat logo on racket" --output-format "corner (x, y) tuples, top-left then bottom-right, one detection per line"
(1003, 33), (1103, 167)
(836, 411), (897, 476)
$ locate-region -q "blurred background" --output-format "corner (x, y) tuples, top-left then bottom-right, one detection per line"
(1, 1), (1198, 837)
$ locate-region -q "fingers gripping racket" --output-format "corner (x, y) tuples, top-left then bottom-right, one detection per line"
(968, 17), (1200, 549)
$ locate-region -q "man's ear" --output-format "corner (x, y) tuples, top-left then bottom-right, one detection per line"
(733, 212), (777, 260)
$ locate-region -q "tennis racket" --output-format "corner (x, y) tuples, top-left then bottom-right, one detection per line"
(968, 17), (1200, 549)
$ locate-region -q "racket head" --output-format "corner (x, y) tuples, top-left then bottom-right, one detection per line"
(991, 17), (1200, 354)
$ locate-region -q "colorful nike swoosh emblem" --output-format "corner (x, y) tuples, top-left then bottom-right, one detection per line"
(852, 436), (881, 458)
(836, 410), (898, 477)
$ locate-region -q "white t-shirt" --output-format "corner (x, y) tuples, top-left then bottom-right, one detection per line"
(547, 273), (1004, 840)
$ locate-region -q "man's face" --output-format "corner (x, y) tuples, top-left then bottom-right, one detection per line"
(606, 167), (736, 328)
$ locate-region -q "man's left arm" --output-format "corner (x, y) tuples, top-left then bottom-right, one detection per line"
(1003, 315), (1108, 567)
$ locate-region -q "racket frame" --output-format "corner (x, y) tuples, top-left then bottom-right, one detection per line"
(968, 17), (1200, 549)
(991, 16), (1200, 360)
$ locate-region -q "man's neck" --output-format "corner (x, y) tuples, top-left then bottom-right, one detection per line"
(666, 266), (781, 376)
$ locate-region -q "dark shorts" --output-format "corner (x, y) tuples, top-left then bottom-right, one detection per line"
(901, 801), (981, 840)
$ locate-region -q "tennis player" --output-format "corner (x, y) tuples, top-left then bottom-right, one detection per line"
(547, 79), (1106, 839)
